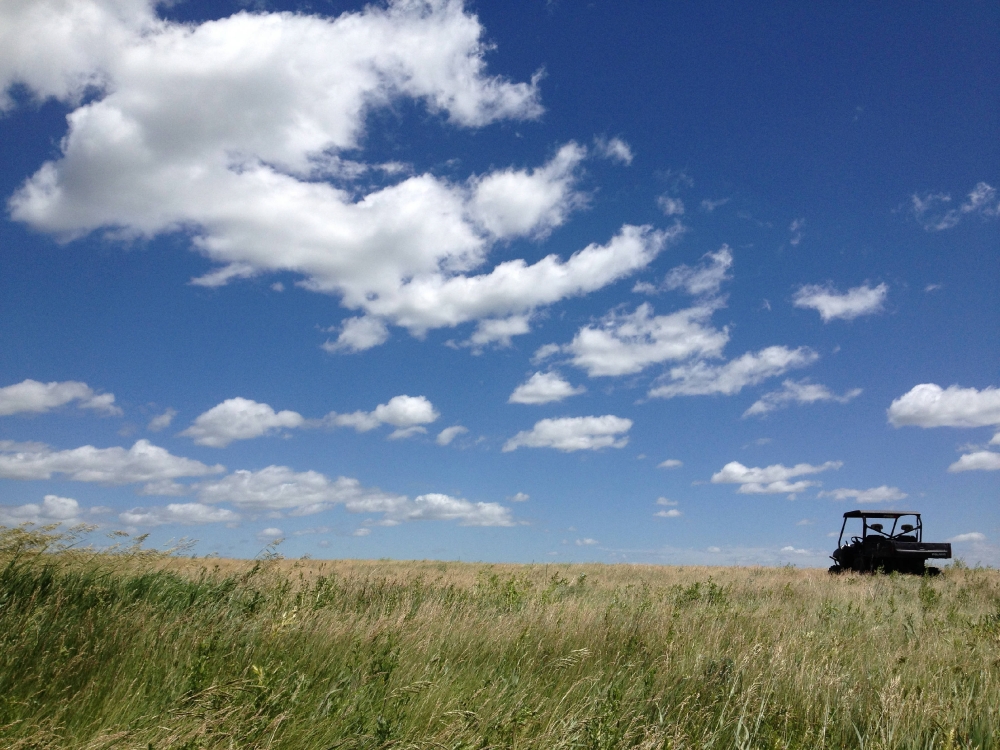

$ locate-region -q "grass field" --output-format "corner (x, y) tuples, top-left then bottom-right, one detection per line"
(1, 527), (999, 749)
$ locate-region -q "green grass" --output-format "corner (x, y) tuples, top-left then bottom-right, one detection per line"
(1, 527), (999, 749)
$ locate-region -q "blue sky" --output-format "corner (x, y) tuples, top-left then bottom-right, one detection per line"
(1, 0), (997, 565)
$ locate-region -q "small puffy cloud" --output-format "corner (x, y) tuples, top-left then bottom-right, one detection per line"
(593, 136), (633, 165)
(435, 425), (468, 446)
(818, 486), (908, 503)
(656, 497), (678, 506)
(377, 493), (514, 527)
(180, 398), (304, 448)
(352, 528), (371, 537)
(0, 439), (224, 484)
(375, 395), (438, 427)
(991, 433), (1000, 446)
(655, 508), (682, 518)
(575, 538), (598, 546)
(649, 346), (818, 399)
(0, 494), (82, 526)
(197, 465), (513, 526)
(662, 245), (733, 298)
(948, 451), (1000, 473)
(467, 315), (531, 349)
(948, 532), (986, 543)
(780, 546), (809, 555)
(468, 142), (587, 239)
(323, 317), (390, 353)
(700, 198), (729, 212)
(120, 502), (239, 527)
(744, 379), (862, 417)
(658, 196), (685, 216)
(503, 415), (632, 453)
(257, 527), (284, 541)
(711, 460), (842, 497)
(888, 384), (1000, 428)
(327, 395), (439, 438)
(198, 466), (392, 515)
(789, 218), (805, 246)
(912, 182), (999, 231)
(147, 408), (176, 432)
(563, 303), (729, 377)
(658, 459), (683, 469)
(387, 426), (427, 440)
(0, 379), (121, 416)
(793, 283), (888, 322)
(509, 492), (530, 502)
(509, 371), (585, 404)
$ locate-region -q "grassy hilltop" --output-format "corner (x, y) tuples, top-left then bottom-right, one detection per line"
(1, 527), (999, 749)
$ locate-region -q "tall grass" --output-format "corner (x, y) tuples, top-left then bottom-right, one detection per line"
(1, 526), (998, 749)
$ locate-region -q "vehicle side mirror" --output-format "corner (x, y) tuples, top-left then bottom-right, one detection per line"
(869, 523), (883, 532)
(901, 524), (914, 532)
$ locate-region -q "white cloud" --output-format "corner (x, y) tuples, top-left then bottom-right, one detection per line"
(0, 439), (224, 485)
(780, 546), (809, 555)
(0, 494), (82, 526)
(375, 493), (513, 527)
(658, 196), (684, 216)
(120, 502), (239, 527)
(1, 0), (676, 349)
(323, 316), (390, 353)
(700, 198), (729, 212)
(510, 492), (530, 502)
(576, 538), (598, 546)
(655, 508), (682, 518)
(911, 182), (999, 231)
(656, 497), (678, 506)
(661, 245), (733, 297)
(374, 400), (434, 430)
(180, 397), (304, 447)
(562, 302), (729, 377)
(147, 408), (176, 432)
(948, 532), (986, 543)
(649, 346), (818, 399)
(466, 315), (532, 350)
(468, 142), (587, 238)
(744, 379), (862, 417)
(509, 371), (585, 404)
(196, 465), (513, 526)
(593, 136), (633, 165)
(0, 378), (121, 416)
(948, 451), (1000, 473)
(711, 460), (842, 497)
(352, 528), (371, 537)
(503, 415), (632, 452)
(793, 283), (888, 322)
(789, 218), (804, 245)
(257, 527), (284, 541)
(888, 384), (1000, 428)
(658, 459), (683, 469)
(327, 395), (439, 439)
(817, 486), (908, 503)
(436, 425), (468, 446)
(992, 433), (1000, 446)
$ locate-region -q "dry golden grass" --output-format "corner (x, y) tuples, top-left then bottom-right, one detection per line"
(2, 528), (998, 749)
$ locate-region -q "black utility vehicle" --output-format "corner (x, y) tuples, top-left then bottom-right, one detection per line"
(829, 510), (951, 574)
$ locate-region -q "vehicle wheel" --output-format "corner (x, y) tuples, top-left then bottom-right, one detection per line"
(924, 566), (941, 577)
(828, 565), (843, 574)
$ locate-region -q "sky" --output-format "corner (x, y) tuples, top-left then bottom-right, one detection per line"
(0, 0), (997, 566)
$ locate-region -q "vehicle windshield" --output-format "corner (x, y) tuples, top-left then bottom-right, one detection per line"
(840, 515), (920, 544)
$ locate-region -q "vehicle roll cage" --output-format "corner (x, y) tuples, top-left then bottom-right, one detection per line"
(837, 510), (923, 548)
